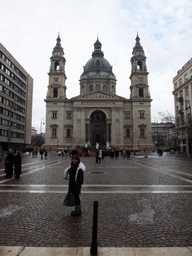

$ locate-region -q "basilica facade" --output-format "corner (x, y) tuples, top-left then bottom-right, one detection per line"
(44, 35), (153, 150)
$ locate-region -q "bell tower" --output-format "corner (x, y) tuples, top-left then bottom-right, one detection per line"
(129, 33), (150, 99)
(129, 33), (152, 150)
(46, 34), (67, 99)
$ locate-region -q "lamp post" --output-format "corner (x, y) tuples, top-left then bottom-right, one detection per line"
(40, 118), (45, 134)
(154, 118), (159, 153)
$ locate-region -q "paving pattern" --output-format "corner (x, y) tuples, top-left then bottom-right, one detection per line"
(0, 152), (192, 247)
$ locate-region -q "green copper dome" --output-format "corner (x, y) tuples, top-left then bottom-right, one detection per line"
(83, 39), (112, 73)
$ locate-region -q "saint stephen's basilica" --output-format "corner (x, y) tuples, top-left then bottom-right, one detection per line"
(44, 34), (153, 150)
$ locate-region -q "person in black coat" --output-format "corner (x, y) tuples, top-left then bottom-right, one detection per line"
(14, 151), (21, 178)
(5, 149), (14, 179)
(64, 155), (86, 216)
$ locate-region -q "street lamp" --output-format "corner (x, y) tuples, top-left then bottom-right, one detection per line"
(40, 118), (45, 134)
(154, 117), (159, 152)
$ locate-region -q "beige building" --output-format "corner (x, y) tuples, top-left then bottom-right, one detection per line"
(173, 58), (192, 155)
(0, 44), (33, 154)
(44, 35), (153, 150)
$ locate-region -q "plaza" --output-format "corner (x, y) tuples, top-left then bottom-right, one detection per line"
(0, 152), (192, 255)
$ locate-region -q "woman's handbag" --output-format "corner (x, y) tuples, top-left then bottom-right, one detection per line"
(63, 192), (76, 206)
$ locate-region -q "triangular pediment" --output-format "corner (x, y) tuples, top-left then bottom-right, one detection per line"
(71, 90), (126, 100)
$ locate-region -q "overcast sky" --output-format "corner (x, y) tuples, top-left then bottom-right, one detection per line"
(1, 0), (192, 133)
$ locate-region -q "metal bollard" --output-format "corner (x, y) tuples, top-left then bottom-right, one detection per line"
(90, 201), (98, 255)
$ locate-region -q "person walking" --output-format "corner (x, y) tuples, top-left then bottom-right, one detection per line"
(14, 151), (21, 178)
(115, 149), (119, 159)
(98, 149), (102, 163)
(5, 149), (14, 179)
(44, 150), (48, 160)
(64, 155), (86, 216)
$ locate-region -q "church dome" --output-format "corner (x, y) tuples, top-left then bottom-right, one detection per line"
(52, 35), (64, 55)
(83, 39), (112, 73)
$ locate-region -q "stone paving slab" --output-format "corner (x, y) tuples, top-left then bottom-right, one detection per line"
(1, 193), (192, 247)
(0, 246), (192, 256)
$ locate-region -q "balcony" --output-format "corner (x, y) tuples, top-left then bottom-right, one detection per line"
(179, 109), (184, 115)
(178, 97), (183, 103)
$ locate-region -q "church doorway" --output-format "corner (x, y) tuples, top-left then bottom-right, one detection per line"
(90, 110), (106, 147)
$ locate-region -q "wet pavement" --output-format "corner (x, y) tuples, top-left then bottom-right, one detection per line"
(0, 152), (192, 252)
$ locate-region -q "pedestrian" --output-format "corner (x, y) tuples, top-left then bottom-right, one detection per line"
(5, 149), (14, 179)
(122, 148), (126, 158)
(126, 149), (130, 159)
(95, 150), (99, 163)
(87, 149), (90, 157)
(64, 155), (86, 216)
(14, 151), (21, 178)
(35, 148), (38, 157)
(40, 149), (44, 159)
(98, 149), (102, 163)
(110, 149), (114, 158)
(58, 150), (61, 157)
(115, 149), (119, 159)
(44, 150), (48, 160)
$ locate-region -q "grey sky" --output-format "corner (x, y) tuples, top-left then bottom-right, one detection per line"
(1, 0), (192, 132)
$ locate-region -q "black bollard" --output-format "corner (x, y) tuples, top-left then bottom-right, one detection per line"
(90, 201), (98, 255)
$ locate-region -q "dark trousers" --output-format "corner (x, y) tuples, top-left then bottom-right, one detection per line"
(72, 190), (80, 205)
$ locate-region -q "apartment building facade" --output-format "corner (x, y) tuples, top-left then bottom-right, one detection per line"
(173, 58), (192, 155)
(0, 43), (33, 154)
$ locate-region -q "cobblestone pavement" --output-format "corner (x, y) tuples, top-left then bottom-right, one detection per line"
(0, 152), (192, 248)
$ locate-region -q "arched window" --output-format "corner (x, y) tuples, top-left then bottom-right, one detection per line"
(137, 61), (142, 69)
(139, 88), (144, 97)
(52, 128), (57, 137)
(126, 129), (130, 138)
(89, 85), (93, 92)
(96, 84), (100, 90)
(140, 128), (145, 137)
(103, 85), (107, 92)
(53, 88), (58, 98)
(54, 61), (59, 71)
(67, 129), (70, 138)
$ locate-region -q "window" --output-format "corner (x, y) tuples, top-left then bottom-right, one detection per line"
(54, 61), (59, 71)
(139, 112), (145, 119)
(67, 112), (72, 119)
(52, 112), (57, 119)
(96, 84), (100, 90)
(140, 128), (145, 137)
(185, 73), (188, 81)
(103, 85), (107, 92)
(139, 88), (144, 97)
(53, 88), (58, 98)
(137, 61), (142, 69)
(175, 82), (177, 89)
(52, 128), (57, 137)
(179, 78), (182, 86)
(186, 86), (189, 96)
(89, 85), (93, 92)
(67, 129), (70, 138)
(126, 129), (130, 138)
(125, 112), (130, 119)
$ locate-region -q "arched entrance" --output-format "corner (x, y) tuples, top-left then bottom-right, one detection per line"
(90, 110), (106, 146)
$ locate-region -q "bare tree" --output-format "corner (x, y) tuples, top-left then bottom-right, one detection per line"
(158, 111), (174, 123)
